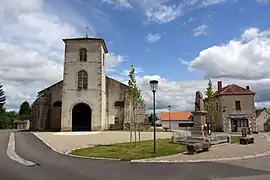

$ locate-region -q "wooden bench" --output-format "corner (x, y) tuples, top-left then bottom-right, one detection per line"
(240, 136), (254, 145)
(186, 138), (211, 155)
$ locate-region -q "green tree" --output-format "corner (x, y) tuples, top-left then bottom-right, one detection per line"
(204, 79), (215, 103)
(128, 65), (144, 146)
(0, 83), (6, 116)
(18, 101), (31, 120)
(0, 83), (7, 129)
(148, 113), (158, 125)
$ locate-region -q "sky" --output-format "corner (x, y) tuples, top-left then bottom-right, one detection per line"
(1, 0), (270, 113)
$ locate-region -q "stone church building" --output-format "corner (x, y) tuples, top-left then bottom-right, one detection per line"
(30, 37), (146, 131)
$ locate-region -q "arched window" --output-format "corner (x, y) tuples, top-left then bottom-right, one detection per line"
(79, 48), (87, 61)
(77, 70), (88, 90)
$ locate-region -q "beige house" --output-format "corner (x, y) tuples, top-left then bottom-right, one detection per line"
(30, 37), (146, 132)
(206, 81), (256, 133)
(255, 108), (270, 131)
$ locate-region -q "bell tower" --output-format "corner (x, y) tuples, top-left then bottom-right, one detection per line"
(61, 37), (108, 131)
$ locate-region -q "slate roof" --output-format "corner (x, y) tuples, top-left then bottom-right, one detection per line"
(214, 84), (255, 96)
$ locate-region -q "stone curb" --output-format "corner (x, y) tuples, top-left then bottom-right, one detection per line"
(130, 134), (270, 163)
(7, 132), (36, 167)
(32, 132), (121, 161)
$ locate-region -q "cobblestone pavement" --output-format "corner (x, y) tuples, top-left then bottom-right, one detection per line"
(148, 134), (270, 161)
(34, 131), (173, 153)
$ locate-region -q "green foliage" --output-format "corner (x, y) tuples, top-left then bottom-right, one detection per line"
(18, 101), (31, 120)
(0, 83), (6, 115)
(128, 65), (144, 109)
(204, 79), (215, 103)
(148, 113), (158, 125)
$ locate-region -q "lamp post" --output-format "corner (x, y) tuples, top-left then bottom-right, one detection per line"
(168, 105), (171, 131)
(150, 80), (158, 153)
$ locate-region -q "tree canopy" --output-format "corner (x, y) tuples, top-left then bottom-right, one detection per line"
(204, 79), (215, 102)
(18, 101), (31, 120)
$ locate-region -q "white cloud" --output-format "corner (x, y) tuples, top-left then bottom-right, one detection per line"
(106, 53), (125, 69)
(187, 28), (270, 80)
(0, 0), (124, 111)
(145, 4), (183, 24)
(102, 0), (227, 24)
(193, 24), (208, 36)
(102, 0), (132, 9)
(145, 33), (161, 43)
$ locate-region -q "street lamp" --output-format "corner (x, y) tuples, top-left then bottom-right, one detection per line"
(150, 80), (158, 153)
(168, 105), (171, 131)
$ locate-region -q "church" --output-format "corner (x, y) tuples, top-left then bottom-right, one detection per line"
(30, 37), (146, 131)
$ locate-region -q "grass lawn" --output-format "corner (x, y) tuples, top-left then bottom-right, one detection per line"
(71, 138), (187, 160)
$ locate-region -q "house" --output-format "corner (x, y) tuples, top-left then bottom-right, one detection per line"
(161, 112), (194, 130)
(205, 81), (256, 133)
(30, 37), (146, 132)
(13, 120), (30, 130)
(256, 108), (270, 131)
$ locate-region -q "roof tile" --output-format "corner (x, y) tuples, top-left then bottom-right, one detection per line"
(161, 112), (193, 121)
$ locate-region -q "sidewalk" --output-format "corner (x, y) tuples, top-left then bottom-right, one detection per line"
(146, 134), (270, 162)
(33, 131), (173, 153)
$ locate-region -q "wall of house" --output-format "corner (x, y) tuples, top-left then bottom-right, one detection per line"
(161, 121), (193, 130)
(61, 39), (107, 131)
(219, 94), (256, 132)
(256, 110), (270, 131)
(106, 77), (126, 129)
(49, 82), (63, 131)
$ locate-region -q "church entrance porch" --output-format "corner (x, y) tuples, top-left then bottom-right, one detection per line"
(72, 103), (92, 131)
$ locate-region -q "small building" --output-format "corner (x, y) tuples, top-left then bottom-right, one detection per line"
(255, 108), (270, 131)
(161, 112), (194, 130)
(205, 81), (256, 133)
(13, 120), (30, 130)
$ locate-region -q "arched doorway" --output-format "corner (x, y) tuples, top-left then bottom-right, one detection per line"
(72, 103), (92, 131)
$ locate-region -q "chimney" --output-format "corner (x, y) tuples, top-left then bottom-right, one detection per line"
(246, 86), (250, 90)
(218, 81), (222, 91)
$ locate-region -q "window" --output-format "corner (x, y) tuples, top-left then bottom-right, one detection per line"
(53, 101), (62, 107)
(115, 117), (119, 124)
(235, 101), (241, 110)
(216, 102), (219, 111)
(79, 48), (87, 61)
(114, 101), (124, 108)
(77, 70), (88, 90)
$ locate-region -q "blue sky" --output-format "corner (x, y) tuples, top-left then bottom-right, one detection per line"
(48, 0), (270, 81)
(1, 0), (270, 111)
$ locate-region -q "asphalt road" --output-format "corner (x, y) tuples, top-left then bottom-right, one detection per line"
(1, 130), (270, 180)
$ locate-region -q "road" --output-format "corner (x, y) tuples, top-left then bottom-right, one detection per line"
(0, 130), (270, 180)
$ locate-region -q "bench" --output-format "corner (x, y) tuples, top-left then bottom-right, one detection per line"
(240, 136), (254, 145)
(186, 137), (211, 155)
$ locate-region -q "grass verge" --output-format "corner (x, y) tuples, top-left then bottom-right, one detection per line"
(71, 138), (187, 160)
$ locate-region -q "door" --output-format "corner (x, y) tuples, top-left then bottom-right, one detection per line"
(231, 119), (238, 132)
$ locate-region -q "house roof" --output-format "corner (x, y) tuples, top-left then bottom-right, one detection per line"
(161, 112), (193, 121)
(214, 84), (255, 96)
(256, 107), (270, 117)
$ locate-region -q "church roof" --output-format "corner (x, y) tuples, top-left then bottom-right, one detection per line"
(62, 37), (108, 53)
(38, 76), (128, 95)
(214, 84), (255, 96)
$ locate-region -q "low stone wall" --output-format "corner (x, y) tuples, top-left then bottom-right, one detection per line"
(124, 123), (151, 131)
(172, 132), (228, 145)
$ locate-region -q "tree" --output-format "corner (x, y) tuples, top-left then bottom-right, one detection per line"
(204, 79), (215, 102)
(0, 83), (7, 129)
(0, 83), (6, 116)
(18, 101), (31, 120)
(128, 65), (144, 146)
(148, 113), (158, 125)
